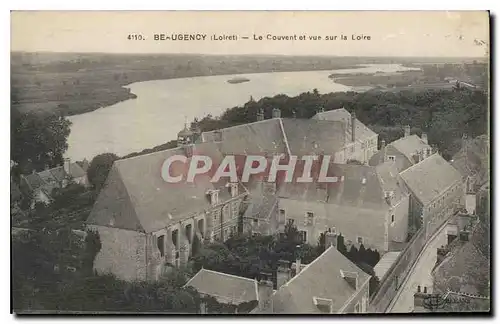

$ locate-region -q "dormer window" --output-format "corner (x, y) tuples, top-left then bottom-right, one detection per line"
(313, 297), (333, 313)
(340, 270), (359, 290)
(226, 182), (238, 198)
(206, 189), (219, 206)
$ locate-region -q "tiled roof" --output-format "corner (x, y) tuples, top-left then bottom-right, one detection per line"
(278, 162), (406, 211)
(66, 162), (86, 179)
(313, 108), (377, 142)
(433, 237), (490, 296)
(22, 173), (44, 191)
(201, 114), (374, 157)
(390, 135), (432, 164)
(270, 246), (371, 313)
(86, 142), (247, 233)
(400, 154), (462, 206)
(184, 268), (258, 305)
(202, 119), (288, 156)
(280, 118), (345, 155)
(369, 135), (432, 171)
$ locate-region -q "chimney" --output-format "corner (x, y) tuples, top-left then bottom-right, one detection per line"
(63, 158), (71, 176)
(272, 108), (281, 119)
(404, 125), (411, 137)
(351, 111), (356, 142)
(381, 139), (387, 162)
(459, 230), (470, 242)
(276, 260), (291, 289)
(413, 286), (432, 312)
(227, 182), (238, 198)
(257, 108), (264, 121)
(325, 232), (337, 248)
(421, 133), (428, 144)
(341, 270), (358, 290)
(257, 279), (274, 312)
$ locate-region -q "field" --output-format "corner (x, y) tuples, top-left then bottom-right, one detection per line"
(329, 61), (488, 92)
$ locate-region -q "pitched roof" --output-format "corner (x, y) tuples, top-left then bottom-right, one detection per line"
(434, 238), (490, 296)
(270, 246), (371, 313)
(87, 142), (246, 233)
(280, 118), (346, 155)
(390, 135), (432, 164)
(400, 154), (463, 206)
(22, 173), (45, 191)
(313, 108), (377, 142)
(49, 166), (67, 182)
(278, 162), (407, 210)
(184, 268), (258, 305)
(201, 115), (372, 157)
(202, 119), (288, 156)
(66, 162), (86, 179)
(369, 135), (432, 171)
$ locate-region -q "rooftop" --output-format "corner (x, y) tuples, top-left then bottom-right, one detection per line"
(269, 246), (371, 314)
(400, 153), (463, 206)
(184, 268), (258, 305)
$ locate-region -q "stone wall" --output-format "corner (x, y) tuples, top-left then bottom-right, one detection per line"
(368, 227), (426, 313)
(88, 225), (147, 282)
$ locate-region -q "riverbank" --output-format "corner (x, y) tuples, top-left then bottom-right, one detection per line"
(12, 52), (365, 116)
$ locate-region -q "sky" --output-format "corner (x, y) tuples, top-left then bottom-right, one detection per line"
(11, 11), (489, 57)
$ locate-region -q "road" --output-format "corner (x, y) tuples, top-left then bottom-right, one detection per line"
(387, 223), (449, 313)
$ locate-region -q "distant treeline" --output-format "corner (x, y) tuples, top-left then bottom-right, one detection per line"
(122, 87), (488, 161)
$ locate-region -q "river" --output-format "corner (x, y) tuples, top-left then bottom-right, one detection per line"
(66, 64), (419, 161)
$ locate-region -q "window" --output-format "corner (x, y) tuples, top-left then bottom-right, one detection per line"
(279, 209), (286, 221)
(391, 214), (395, 226)
(357, 236), (364, 245)
(253, 219), (259, 226)
(388, 155), (396, 162)
(157, 235), (165, 257)
(306, 212), (314, 225)
(299, 230), (307, 243)
(350, 146), (354, 153)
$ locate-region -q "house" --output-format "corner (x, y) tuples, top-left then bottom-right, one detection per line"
(277, 161), (410, 253)
(451, 134), (489, 215)
(253, 245), (372, 314)
(369, 129), (433, 173)
(19, 158), (89, 206)
(86, 141), (248, 282)
(433, 220), (490, 298)
(399, 153), (465, 237)
(201, 107), (378, 165)
(313, 108), (379, 164)
(184, 268), (261, 314)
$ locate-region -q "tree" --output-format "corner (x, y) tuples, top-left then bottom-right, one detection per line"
(87, 153), (120, 192)
(11, 109), (72, 173)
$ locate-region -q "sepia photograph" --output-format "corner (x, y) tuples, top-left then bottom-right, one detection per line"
(10, 10), (491, 315)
